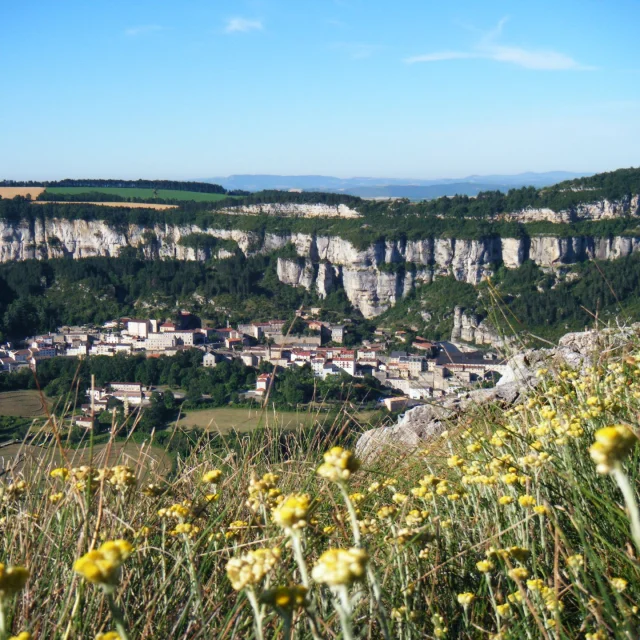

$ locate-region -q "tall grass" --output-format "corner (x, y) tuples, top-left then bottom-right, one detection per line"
(0, 330), (639, 639)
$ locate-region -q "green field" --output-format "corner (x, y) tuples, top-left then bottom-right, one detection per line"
(0, 390), (50, 417)
(0, 441), (171, 477)
(178, 406), (376, 433)
(45, 186), (235, 202)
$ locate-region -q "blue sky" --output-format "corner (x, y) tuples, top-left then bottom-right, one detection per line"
(1, 0), (639, 180)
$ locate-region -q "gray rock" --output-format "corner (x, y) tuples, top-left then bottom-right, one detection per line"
(356, 326), (639, 462)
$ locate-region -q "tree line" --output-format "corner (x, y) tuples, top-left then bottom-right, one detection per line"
(0, 178), (250, 195)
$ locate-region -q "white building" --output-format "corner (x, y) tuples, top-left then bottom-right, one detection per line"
(203, 352), (218, 368)
(333, 356), (356, 376)
(127, 319), (150, 339)
(145, 333), (177, 350)
(256, 373), (272, 395)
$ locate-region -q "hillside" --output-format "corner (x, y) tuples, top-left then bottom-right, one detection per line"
(0, 326), (638, 638)
(0, 168), (640, 340)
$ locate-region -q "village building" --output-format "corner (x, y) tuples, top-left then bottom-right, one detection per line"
(203, 352), (218, 368)
(256, 373), (272, 395)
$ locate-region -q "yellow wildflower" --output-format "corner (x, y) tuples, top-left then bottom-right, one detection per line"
(508, 567), (529, 581)
(447, 455), (465, 468)
(496, 603), (511, 618)
(518, 495), (536, 508)
(202, 469), (223, 484)
(476, 560), (495, 573)
(272, 493), (310, 531)
(610, 577), (628, 593)
(311, 548), (368, 587)
(74, 540), (133, 588)
(50, 467), (69, 481)
(457, 592), (475, 607)
(566, 554), (584, 570)
(226, 548), (281, 591)
(589, 425), (637, 473)
(316, 447), (360, 483)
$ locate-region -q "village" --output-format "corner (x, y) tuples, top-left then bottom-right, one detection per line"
(0, 310), (507, 414)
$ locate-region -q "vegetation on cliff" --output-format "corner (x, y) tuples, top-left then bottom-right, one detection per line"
(0, 330), (638, 638)
(378, 254), (640, 344)
(2, 168), (640, 249)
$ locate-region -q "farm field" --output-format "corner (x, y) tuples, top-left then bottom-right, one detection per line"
(0, 440), (171, 477)
(0, 390), (50, 417)
(0, 186), (46, 199)
(32, 201), (178, 210)
(45, 186), (236, 202)
(178, 406), (376, 433)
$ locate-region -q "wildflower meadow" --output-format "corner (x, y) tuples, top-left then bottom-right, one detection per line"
(1, 336), (639, 638)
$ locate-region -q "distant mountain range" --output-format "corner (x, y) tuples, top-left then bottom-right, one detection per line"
(198, 171), (590, 200)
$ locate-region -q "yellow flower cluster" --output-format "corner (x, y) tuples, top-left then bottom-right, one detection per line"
(201, 469), (223, 484)
(246, 472), (282, 512)
(316, 447), (360, 483)
(158, 502), (192, 521)
(109, 465), (136, 491)
(272, 493), (311, 531)
(311, 547), (368, 587)
(225, 547), (281, 591)
(74, 540), (133, 587)
(589, 425), (637, 474)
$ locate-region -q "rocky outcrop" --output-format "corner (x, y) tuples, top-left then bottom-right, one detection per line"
(220, 203), (361, 218)
(2, 218), (640, 318)
(451, 306), (507, 348)
(355, 326), (638, 461)
(498, 195), (640, 224)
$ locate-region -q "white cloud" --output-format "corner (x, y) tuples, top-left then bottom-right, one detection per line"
(405, 51), (477, 64)
(405, 18), (595, 70)
(124, 25), (164, 37)
(225, 18), (263, 33)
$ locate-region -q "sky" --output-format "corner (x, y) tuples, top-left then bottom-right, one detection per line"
(1, 0), (639, 180)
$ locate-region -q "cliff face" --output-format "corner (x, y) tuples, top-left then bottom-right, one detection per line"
(2, 217), (640, 317)
(499, 195), (640, 223)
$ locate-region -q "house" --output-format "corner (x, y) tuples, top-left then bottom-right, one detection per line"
(333, 356), (356, 376)
(66, 343), (89, 358)
(74, 416), (96, 430)
(256, 373), (272, 395)
(203, 352), (218, 368)
(145, 333), (177, 350)
(240, 353), (258, 367)
(110, 382), (143, 393)
(384, 397), (409, 412)
(408, 384), (431, 400)
(226, 337), (245, 350)
(9, 349), (32, 363)
(310, 357), (326, 376)
(330, 325), (345, 344)
(127, 319), (150, 339)
(159, 321), (176, 333)
(0, 357), (20, 373)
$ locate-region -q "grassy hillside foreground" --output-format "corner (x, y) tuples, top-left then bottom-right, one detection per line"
(1, 338), (639, 638)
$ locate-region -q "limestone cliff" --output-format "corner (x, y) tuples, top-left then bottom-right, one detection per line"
(497, 195), (640, 223)
(2, 217), (640, 317)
